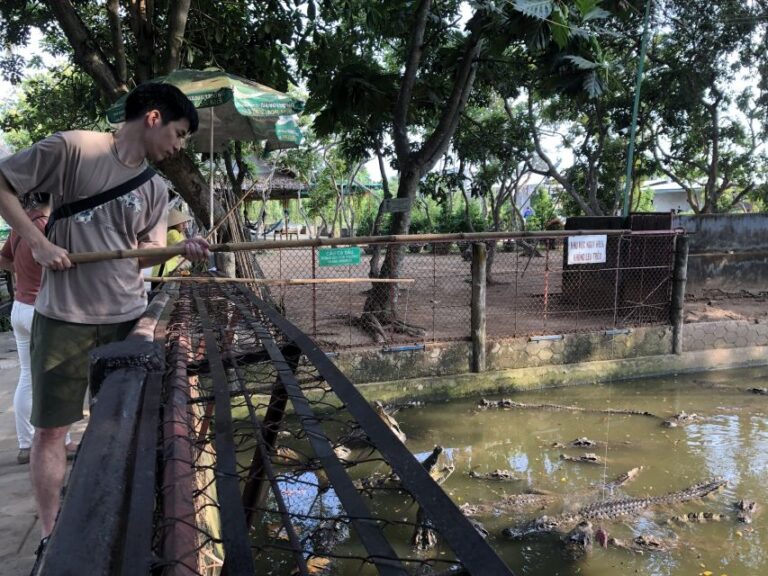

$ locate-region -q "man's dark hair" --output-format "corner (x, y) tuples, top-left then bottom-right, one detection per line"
(125, 83), (199, 133)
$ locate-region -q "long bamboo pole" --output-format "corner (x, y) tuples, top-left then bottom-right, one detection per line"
(67, 229), (639, 264)
(145, 277), (414, 285)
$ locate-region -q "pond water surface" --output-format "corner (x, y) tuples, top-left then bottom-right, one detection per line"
(389, 366), (768, 576)
(258, 366), (768, 576)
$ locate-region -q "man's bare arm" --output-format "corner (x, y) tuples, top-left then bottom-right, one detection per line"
(137, 237), (210, 268)
(0, 173), (71, 270)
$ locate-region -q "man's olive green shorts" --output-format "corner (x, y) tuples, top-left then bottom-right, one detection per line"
(30, 312), (135, 429)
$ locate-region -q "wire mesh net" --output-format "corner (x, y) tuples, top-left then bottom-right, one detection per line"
(156, 283), (500, 575)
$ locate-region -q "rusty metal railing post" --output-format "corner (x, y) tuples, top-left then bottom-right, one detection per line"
(671, 234), (689, 355)
(471, 242), (487, 373)
(162, 295), (199, 576)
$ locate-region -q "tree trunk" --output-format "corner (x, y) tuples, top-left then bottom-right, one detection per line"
(129, 0), (155, 83)
(164, 0), (192, 73)
(156, 152), (223, 228)
(368, 199), (388, 278)
(363, 170), (419, 318)
(369, 148), (393, 278)
(106, 0), (127, 85)
(358, 5), (486, 341)
(329, 196), (341, 238)
(461, 188), (474, 232)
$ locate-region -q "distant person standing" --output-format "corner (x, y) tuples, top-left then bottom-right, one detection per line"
(152, 208), (193, 277)
(0, 194), (76, 465)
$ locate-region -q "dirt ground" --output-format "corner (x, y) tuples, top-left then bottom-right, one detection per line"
(251, 245), (727, 349)
(684, 289), (768, 323)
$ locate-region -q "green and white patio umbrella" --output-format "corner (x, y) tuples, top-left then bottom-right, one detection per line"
(106, 68), (304, 152)
(107, 68), (305, 230)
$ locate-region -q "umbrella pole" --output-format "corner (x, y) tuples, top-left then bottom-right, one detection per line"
(209, 108), (215, 242)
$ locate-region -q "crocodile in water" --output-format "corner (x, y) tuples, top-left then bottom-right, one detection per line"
(478, 398), (662, 420)
(502, 478), (726, 539)
(468, 469), (522, 481)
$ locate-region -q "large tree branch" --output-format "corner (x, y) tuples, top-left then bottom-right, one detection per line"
(651, 142), (702, 213)
(164, 0), (192, 73)
(526, 94), (593, 215)
(48, 0), (126, 101)
(393, 0), (432, 165)
(727, 183), (755, 209)
(417, 14), (485, 172)
(129, 0), (156, 83)
(376, 146), (391, 200)
(106, 0), (127, 85)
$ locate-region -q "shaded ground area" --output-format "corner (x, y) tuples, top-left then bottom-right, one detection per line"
(685, 290), (768, 323)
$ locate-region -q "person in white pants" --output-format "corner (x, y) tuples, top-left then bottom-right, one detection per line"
(0, 194), (75, 464)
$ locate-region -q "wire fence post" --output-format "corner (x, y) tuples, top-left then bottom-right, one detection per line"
(671, 234), (689, 355)
(471, 242), (487, 373)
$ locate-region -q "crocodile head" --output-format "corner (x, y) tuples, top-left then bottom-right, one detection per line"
(736, 500), (758, 524)
(502, 515), (571, 539)
(563, 520), (594, 559)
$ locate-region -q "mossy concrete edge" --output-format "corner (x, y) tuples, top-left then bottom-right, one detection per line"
(352, 345), (768, 403)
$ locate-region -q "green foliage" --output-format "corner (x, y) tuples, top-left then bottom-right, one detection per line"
(632, 186), (655, 213)
(527, 188), (559, 230)
(0, 66), (105, 148)
(408, 208), (430, 235)
(642, 0), (768, 213)
(300, 0), (639, 175)
(454, 99), (534, 229)
(435, 202), (486, 233)
(420, 172), (464, 206)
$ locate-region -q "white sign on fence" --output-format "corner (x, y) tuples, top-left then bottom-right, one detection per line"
(567, 235), (607, 265)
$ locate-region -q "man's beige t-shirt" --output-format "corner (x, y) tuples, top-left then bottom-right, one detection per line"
(0, 130), (168, 324)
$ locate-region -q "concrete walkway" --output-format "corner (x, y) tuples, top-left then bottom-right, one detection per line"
(0, 331), (85, 576)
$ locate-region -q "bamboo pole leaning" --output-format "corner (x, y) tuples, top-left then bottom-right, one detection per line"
(144, 277), (414, 285)
(66, 229), (638, 265)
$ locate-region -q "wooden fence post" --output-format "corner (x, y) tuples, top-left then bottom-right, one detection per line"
(471, 242), (487, 373)
(670, 234), (689, 355)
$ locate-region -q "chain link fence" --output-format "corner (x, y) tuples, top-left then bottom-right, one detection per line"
(252, 232), (679, 350)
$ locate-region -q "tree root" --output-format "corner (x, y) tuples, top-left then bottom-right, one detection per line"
(353, 312), (426, 343)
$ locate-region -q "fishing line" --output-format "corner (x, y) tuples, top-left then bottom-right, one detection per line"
(600, 377), (613, 502)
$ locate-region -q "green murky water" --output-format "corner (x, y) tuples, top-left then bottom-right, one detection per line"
(390, 366), (768, 576)
(256, 366), (768, 575)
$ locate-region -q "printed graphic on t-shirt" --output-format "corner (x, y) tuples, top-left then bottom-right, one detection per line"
(72, 191), (145, 224)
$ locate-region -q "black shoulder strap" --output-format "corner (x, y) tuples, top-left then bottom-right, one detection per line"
(46, 166), (156, 236)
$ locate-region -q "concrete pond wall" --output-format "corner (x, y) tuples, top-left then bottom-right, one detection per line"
(332, 319), (768, 403)
(674, 213), (768, 294)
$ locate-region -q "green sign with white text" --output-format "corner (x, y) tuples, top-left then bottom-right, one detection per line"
(318, 247), (361, 267)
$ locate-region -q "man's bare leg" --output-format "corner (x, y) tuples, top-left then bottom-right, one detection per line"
(30, 426), (68, 538)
